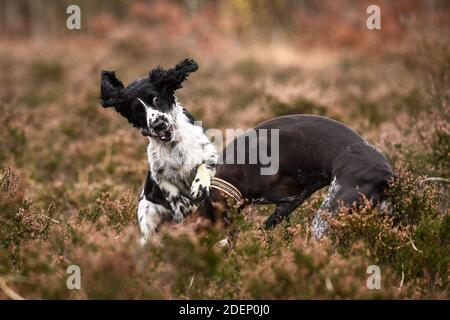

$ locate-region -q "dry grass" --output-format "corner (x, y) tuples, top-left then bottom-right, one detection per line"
(0, 1), (449, 299)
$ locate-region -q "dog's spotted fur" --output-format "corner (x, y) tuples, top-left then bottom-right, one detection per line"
(100, 59), (217, 244)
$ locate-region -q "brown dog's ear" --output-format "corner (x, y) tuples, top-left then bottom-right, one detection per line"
(100, 70), (126, 108)
(149, 58), (199, 95)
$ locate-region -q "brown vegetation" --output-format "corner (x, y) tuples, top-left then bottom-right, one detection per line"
(0, 0), (449, 299)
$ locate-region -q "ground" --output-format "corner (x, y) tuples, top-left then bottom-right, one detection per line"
(0, 1), (449, 299)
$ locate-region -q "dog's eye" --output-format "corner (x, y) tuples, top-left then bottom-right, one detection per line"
(153, 96), (160, 105)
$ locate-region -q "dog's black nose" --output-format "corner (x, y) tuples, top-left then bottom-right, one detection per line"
(151, 118), (168, 132)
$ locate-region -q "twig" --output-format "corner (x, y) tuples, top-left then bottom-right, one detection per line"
(425, 177), (450, 183)
(378, 234), (422, 253)
(37, 213), (61, 224)
(325, 277), (334, 291)
(188, 274), (195, 289)
(0, 277), (25, 300)
(409, 237), (423, 253)
(398, 264), (405, 291)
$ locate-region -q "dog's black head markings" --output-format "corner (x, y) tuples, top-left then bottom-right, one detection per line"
(100, 58), (199, 142)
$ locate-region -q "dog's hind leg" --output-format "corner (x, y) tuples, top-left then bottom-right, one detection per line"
(264, 178), (329, 229)
(264, 199), (302, 229)
(311, 176), (377, 240)
(311, 176), (344, 240)
(137, 171), (171, 245)
(137, 197), (164, 245)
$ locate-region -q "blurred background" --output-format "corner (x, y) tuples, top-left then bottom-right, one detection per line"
(1, 0), (448, 184)
(0, 0), (449, 299)
(1, 0), (449, 43)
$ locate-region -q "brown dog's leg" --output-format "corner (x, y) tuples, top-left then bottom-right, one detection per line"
(264, 199), (302, 229)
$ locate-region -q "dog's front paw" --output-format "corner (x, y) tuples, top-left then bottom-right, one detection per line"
(190, 175), (211, 200)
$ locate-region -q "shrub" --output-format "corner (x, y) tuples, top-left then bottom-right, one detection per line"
(328, 171), (449, 296)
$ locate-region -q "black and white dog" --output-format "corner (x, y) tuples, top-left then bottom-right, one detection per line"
(200, 115), (394, 240)
(100, 59), (217, 244)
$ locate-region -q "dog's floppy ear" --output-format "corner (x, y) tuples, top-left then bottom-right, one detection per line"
(100, 70), (126, 108)
(149, 58), (198, 95)
(100, 70), (148, 131)
(170, 58), (199, 85)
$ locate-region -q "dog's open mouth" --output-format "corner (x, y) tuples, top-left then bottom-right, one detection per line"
(157, 128), (173, 142)
(140, 126), (174, 142)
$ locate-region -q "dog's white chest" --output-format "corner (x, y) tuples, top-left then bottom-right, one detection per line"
(146, 110), (210, 190)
